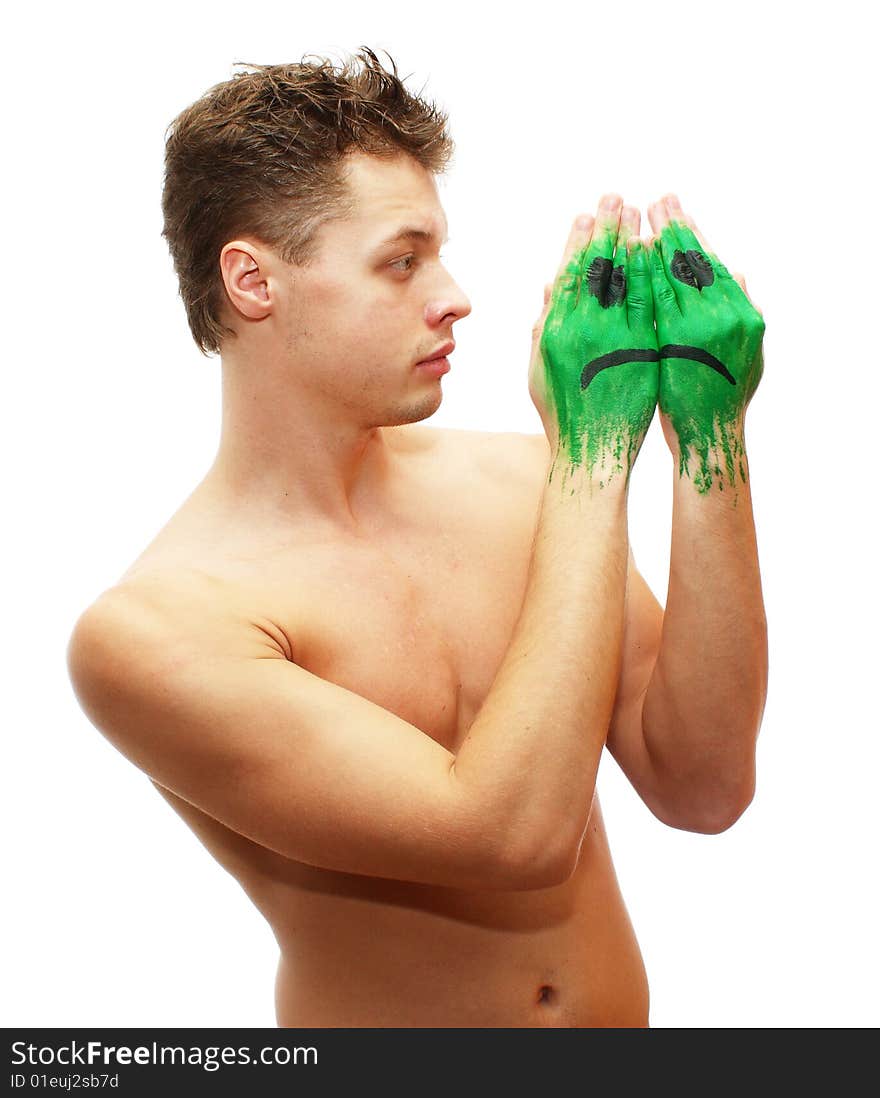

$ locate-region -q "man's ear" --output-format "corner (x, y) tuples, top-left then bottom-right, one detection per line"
(219, 240), (273, 322)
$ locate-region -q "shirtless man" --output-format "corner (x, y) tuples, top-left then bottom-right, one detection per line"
(65, 50), (768, 1027)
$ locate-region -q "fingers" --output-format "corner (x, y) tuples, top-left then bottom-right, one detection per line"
(649, 194), (716, 255)
(649, 236), (680, 316)
(583, 195), (637, 310)
(548, 195), (626, 314)
(616, 203), (641, 252)
(651, 193), (736, 279)
(559, 194), (624, 273)
(647, 199), (764, 333)
(552, 195), (744, 324)
(647, 195), (695, 307)
(649, 193), (739, 306)
(589, 193), (623, 260)
(554, 213), (594, 284)
(647, 194), (705, 250)
(625, 237), (654, 330)
(547, 212), (595, 313)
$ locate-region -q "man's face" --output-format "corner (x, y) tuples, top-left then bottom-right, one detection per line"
(278, 151), (471, 426)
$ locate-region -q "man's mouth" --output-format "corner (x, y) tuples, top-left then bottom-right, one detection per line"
(581, 345), (736, 390)
(417, 340), (455, 365)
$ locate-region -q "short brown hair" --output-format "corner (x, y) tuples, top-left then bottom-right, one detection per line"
(161, 47), (453, 356)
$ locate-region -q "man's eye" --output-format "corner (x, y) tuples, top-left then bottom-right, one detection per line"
(390, 255), (415, 272)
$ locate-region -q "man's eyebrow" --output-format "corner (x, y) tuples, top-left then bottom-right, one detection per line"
(375, 226), (450, 248)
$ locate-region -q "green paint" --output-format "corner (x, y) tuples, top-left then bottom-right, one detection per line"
(651, 222), (765, 495)
(539, 229), (659, 489)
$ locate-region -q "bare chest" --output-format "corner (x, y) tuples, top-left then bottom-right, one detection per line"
(263, 504), (535, 754)
(123, 435), (543, 756)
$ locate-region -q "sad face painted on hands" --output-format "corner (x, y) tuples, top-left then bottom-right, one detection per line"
(538, 195), (764, 496)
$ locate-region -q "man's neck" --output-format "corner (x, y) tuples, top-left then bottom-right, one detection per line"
(203, 408), (406, 535)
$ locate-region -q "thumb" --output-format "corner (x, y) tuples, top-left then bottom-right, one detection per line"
(531, 283), (553, 351)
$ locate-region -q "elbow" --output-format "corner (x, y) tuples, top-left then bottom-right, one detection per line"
(688, 794), (752, 835)
(516, 850), (577, 891)
(643, 725), (759, 835)
(701, 759), (757, 833)
(663, 777), (756, 835)
(449, 768), (579, 892)
(508, 827), (581, 891)
(468, 815), (576, 892)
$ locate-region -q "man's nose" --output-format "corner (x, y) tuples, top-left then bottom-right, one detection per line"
(425, 278), (472, 327)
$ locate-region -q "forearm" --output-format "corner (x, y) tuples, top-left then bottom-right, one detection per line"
(452, 461), (629, 883)
(642, 434), (768, 829)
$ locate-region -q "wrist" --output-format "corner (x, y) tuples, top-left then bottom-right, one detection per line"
(663, 418), (750, 497)
(547, 448), (632, 500)
(660, 408), (747, 451)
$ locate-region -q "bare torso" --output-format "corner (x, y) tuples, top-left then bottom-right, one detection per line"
(116, 425), (649, 1027)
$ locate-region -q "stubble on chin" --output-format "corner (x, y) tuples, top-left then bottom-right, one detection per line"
(382, 390), (442, 427)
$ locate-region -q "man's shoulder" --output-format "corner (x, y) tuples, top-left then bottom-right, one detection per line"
(69, 566), (283, 689)
(74, 568), (228, 643)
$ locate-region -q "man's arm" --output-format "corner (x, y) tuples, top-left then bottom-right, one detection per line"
(604, 469), (767, 834)
(66, 466), (628, 894)
(604, 194), (767, 834)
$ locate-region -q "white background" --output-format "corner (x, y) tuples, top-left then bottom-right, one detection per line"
(4, 0), (878, 1028)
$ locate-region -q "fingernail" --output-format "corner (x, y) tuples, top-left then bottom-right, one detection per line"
(575, 214), (591, 230)
(601, 195), (619, 212)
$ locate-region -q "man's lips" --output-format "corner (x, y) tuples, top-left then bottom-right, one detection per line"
(580, 344), (736, 390)
(417, 340), (455, 365)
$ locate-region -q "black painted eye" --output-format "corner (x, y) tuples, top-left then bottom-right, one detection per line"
(587, 256), (627, 308)
(671, 249), (714, 291)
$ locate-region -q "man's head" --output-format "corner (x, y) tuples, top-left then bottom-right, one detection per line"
(162, 49), (471, 432)
(161, 47), (460, 358)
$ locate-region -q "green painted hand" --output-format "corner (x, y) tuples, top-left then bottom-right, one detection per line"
(532, 196), (659, 489)
(648, 195), (765, 495)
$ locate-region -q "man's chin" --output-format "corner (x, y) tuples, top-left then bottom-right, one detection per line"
(383, 391), (442, 427)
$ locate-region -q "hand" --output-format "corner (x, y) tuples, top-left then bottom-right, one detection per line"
(647, 194), (765, 494)
(530, 195), (659, 489)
